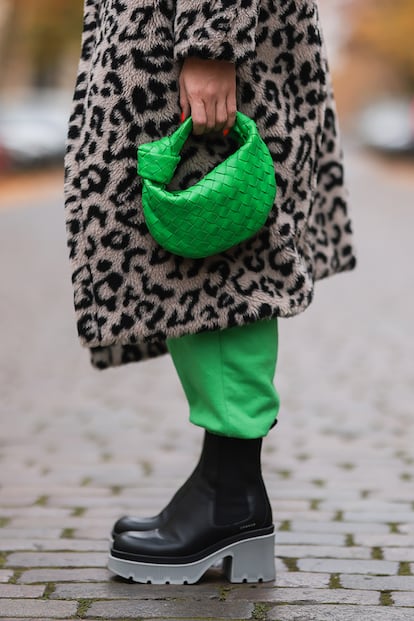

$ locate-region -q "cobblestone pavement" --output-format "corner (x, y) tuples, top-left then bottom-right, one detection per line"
(0, 146), (413, 620)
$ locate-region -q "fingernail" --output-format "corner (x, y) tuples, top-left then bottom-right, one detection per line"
(180, 112), (185, 123)
(223, 129), (229, 136)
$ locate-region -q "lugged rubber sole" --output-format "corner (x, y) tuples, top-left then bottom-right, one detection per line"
(108, 531), (275, 584)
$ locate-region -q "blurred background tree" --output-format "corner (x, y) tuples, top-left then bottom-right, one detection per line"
(24, 0), (84, 88)
(0, 0), (83, 94)
(326, 0), (414, 123)
(350, 0), (414, 90)
(0, 0), (413, 173)
(1, 0), (413, 100)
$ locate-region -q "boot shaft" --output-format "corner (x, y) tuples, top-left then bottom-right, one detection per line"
(198, 432), (272, 528)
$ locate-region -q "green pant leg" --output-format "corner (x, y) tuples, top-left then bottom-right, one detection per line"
(166, 319), (280, 439)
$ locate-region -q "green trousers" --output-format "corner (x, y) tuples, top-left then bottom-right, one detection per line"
(166, 319), (280, 439)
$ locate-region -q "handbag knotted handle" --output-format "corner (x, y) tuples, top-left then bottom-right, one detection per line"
(137, 116), (194, 186)
(137, 113), (248, 186)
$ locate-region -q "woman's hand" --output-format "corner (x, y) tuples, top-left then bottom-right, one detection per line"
(179, 57), (237, 135)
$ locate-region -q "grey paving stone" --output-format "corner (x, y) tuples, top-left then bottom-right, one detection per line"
(0, 510), (22, 518)
(8, 517), (114, 529)
(400, 524), (414, 534)
(0, 570), (13, 583)
(275, 557), (288, 572)
(275, 572), (331, 588)
(17, 568), (111, 583)
(0, 496), (39, 507)
(0, 585), (45, 598)
(86, 599), (254, 619)
(267, 500), (311, 511)
(51, 581), (222, 599)
(353, 534), (414, 547)
(84, 507), (160, 520)
(0, 539), (108, 552)
(372, 491), (414, 503)
(392, 591), (414, 606)
(6, 552), (106, 568)
(276, 545), (371, 559)
(274, 511), (336, 522)
(71, 527), (112, 540)
(320, 500), (412, 512)
(0, 600), (76, 618)
(47, 495), (157, 509)
(0, 529), (62, 540)
(340, 574), (414, 591)
(344, 511), (414, 523)
(272, 488), (361, 501)
(289, 521), (390, 534)
(1, 508), (71, 519)
(267, 605), (414, 620)
(228, 586), (379, 605)
(298, 558), (399, 575)
(0, 486), (111, 498)
(276, 532), (344, 545)
(383, 548), (414, 562)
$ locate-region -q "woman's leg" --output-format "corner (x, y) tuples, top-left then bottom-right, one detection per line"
(109, 320), (279, 584)
(112, 319), (279, 536)
(166, 318), (280, 439)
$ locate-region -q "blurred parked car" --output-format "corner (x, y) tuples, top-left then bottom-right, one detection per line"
(0, 90), (72, 171)
(357, 97), (414, 156)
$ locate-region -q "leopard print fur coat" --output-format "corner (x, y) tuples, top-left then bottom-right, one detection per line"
(65, 0), (356, 369)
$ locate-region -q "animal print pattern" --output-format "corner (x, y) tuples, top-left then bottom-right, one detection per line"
(64, 0), (356, 369)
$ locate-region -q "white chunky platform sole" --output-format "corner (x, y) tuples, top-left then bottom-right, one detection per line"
(108, 531), (275, 584)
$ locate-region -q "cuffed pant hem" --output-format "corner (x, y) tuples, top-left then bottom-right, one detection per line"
(167, 319), (280, 440)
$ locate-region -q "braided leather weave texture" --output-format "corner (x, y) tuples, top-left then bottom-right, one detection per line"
(137, 112), (277, 258)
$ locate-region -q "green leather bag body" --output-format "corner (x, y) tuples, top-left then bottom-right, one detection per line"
(137, 111), (277, 259)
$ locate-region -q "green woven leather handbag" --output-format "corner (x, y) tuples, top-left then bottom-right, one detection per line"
(137, 111), (277, 259)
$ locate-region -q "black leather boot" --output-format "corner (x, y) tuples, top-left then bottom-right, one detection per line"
(108, 431), (275, 584)
(111, 433), (210, 537)
(112, 420), (278, 536)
